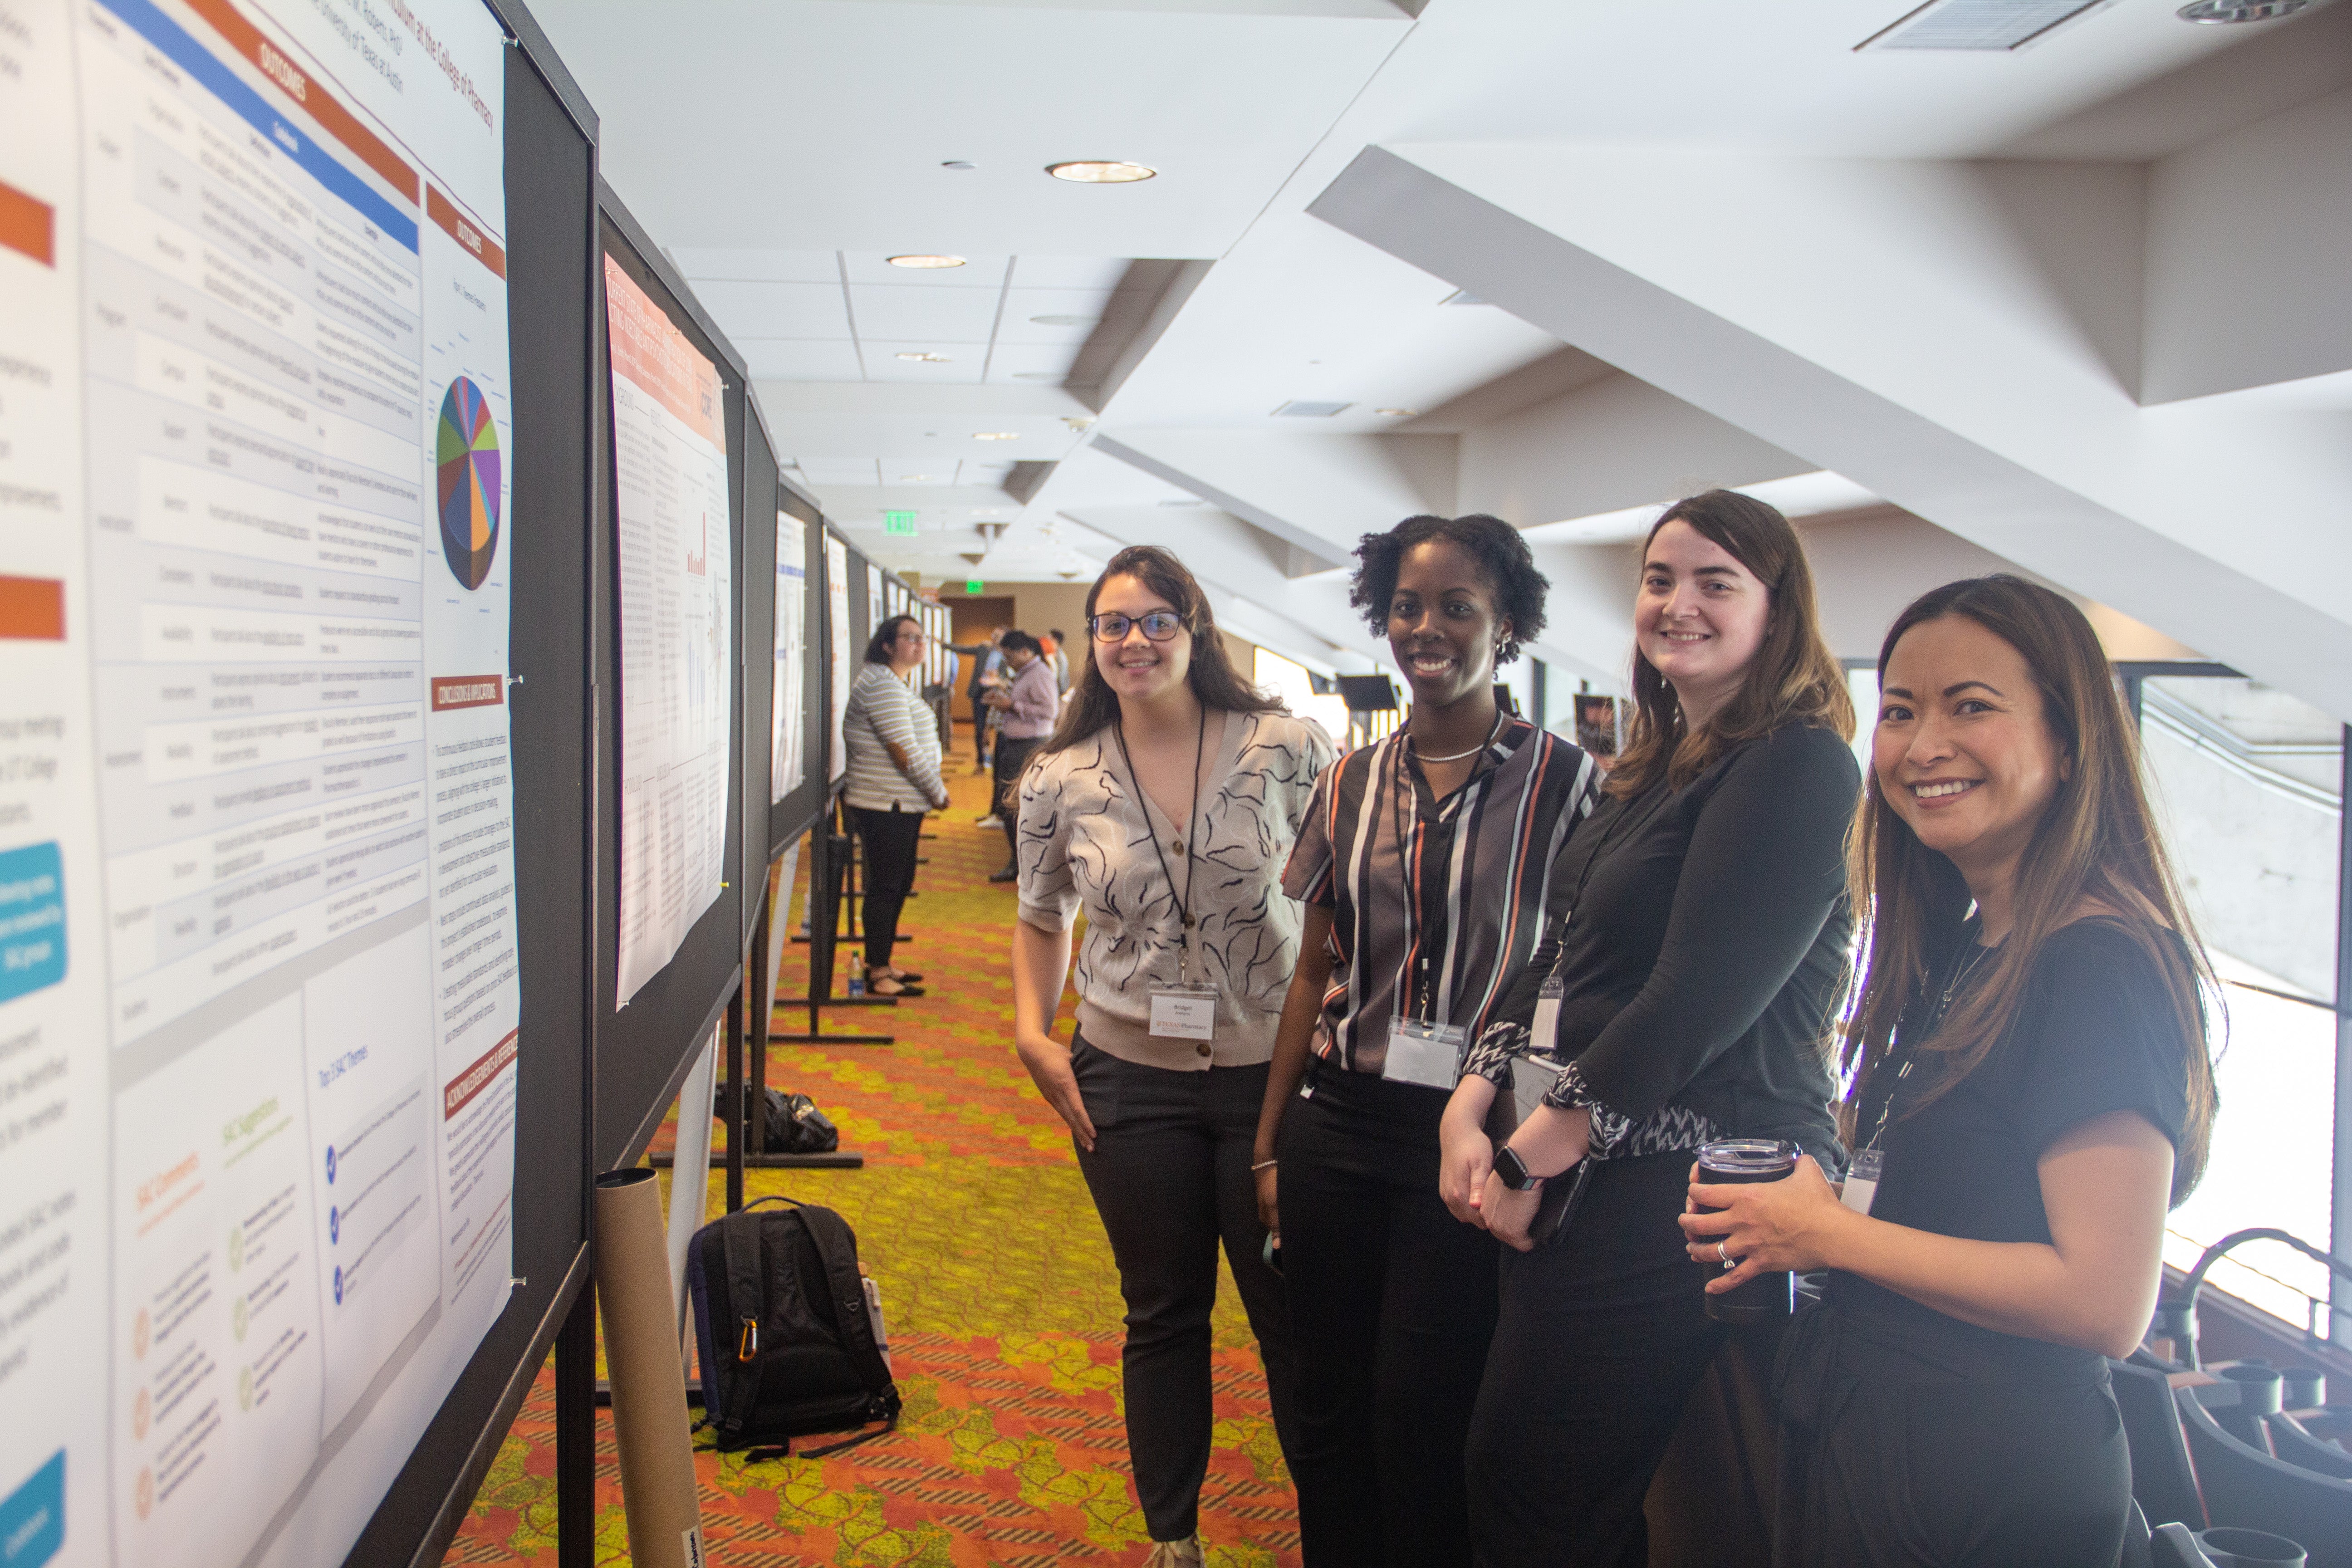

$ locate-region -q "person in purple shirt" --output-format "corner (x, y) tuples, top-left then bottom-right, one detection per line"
(985, 631), (1059, 881)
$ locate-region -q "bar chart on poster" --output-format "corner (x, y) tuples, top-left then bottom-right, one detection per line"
(772, 514), (805, 804)
(606, 255), (732, 1004)
(0, 0), (520, 1563)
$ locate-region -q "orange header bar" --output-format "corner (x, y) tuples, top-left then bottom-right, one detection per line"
(603, 255), (725, 451)
(181, 0), (418, 205)
(0, 578), (66, 640)
(427, 186), (505, 279)
(0, 180), (54, 268)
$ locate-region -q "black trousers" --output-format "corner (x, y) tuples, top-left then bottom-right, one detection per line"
(846, 804), (923, 970)
(992, 735), (1039, 860)
(1069, 1039), (1302, 1542)
(1772, 1302), (2130, 1568)
(1465, 1150), (1729, 1568)
(1278, 1065), (1500, 1568)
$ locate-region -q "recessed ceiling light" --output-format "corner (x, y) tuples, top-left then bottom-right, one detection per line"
(1029, 314), (1099, 327)
(2177, 0), (2307, 18)
(972, 431), (1020, 441)
(1376, 408), (1420, 417)
(940, 160), (976, 170)
(896, 351), (952, 363)
(887, 254), (966, 269)
(898, 474), (935, 482)
(1046, 161), (1156, 184)
(1272, 400), (1352, 418)
(1011, 371), (1062, 381)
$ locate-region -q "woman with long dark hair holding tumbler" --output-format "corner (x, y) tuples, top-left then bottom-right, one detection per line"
(841, 614), (951, 997)
(1011, 546), (1333, 1568)
(1681, 575), (2217, 1568)
(1439, 490), (1857, 1567)
(1255, 514), (1598, 1568)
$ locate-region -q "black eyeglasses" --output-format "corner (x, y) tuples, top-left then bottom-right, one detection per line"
(1089, 610), (1184, 643)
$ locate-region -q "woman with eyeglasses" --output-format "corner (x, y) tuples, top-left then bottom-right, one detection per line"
(842, 614), (951, 996)
(1011, 546), (1334, 1568)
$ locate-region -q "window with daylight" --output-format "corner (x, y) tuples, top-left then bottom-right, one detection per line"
(2136, 673), (2344, 1334)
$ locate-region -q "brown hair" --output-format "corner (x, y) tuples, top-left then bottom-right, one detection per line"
(1841, 575), (2217, 1202)
(1039, 546), (1284, 756)
(1607, 490), (1853, 799)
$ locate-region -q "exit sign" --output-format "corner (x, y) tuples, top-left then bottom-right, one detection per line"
(883, 510), (917, 537)
(965, 580), (985, 594)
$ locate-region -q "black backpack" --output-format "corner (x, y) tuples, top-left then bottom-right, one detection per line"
(714, 1085), (840, 1155)
(685, 1197), (899, 1458)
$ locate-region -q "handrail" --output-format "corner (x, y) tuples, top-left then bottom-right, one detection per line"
(2159, 1228), (2352, 1369)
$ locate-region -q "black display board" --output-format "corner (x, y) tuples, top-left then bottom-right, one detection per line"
(343, 18), (596, 1568)
(593, 191), (748, 1172)
(769, 476), (828, 856)
(738, 406), (777, 932)
(839, 528), (875, 740)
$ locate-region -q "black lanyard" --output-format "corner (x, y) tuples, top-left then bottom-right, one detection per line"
(1388, 714), (1509, 1022)
(1113, 707), (1207, 979)
(1862, 933), (1992, 1152)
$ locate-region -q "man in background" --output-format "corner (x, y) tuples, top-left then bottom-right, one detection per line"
(982, 631), (1056, 882)
(1045, 629), (1072, 693)
(945, 627), (1005, 775)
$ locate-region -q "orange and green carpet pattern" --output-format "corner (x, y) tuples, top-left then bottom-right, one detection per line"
(445, 748), (1300, 1566)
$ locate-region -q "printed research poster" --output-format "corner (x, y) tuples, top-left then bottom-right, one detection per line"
(606, 256), (733, 1004)
(772, 513), (805, 804)
(0, 0), (521, 1561)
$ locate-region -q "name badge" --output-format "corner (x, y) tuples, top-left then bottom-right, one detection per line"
(1149, 984), (1219, 1041)
(1840, 1147), (1883, 1216)
(1531, 975), (1564, 1056)
(1382, 1018), (1466, 1089)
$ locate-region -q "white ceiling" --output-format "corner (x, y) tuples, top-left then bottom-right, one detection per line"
(526, 0), (2352, 687)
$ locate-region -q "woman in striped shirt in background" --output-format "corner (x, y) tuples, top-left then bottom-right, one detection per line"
(841, 614), (951, 998)
(1253, 514), (1599, 1568)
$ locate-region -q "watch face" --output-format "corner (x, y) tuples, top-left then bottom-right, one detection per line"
(1497, 1147), (1533, 1190)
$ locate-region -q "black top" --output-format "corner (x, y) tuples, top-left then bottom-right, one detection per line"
(1491, 723), (1859, 1165)
(1828, 917), (2193, 1372)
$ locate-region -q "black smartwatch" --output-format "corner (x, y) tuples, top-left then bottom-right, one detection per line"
(1494, 1145), (1544, 1191)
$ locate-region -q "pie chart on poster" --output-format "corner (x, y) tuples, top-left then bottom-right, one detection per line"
(436, 376), (502, 590)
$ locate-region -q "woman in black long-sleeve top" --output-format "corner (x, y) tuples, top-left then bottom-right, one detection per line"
(1437, 490), (1858, 1568)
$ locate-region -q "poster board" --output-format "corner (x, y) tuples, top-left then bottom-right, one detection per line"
(603, 250), (732, 1006)
(593, 196), (744, 1171)
(0, 0), (569, 1562)
(824, 532), (852, 789)
(735, 407), (774, 936)
(767, 481), (824, 856)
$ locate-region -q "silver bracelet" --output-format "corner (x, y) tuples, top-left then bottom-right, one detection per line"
(1250, 1158), (1278, 1172)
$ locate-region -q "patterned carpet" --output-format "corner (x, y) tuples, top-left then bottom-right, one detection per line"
(444, 742), (1300, 1566)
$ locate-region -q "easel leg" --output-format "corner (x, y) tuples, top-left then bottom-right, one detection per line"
(555, 1284), (597, 1568)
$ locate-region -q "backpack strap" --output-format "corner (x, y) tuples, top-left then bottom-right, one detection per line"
(714, 1208), (774, 1439)
(794, 1205), (899, 1420)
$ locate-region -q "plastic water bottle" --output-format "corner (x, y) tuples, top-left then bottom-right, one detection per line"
(846, 973), (865, 998)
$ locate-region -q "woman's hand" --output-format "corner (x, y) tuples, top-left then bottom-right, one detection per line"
(1438, 1079), (1498, 1226)
(1253, 1160), (1279, 1236)
(1678, 1153), (1852, 1293)
(1013, 1031), (1097, 1153)
(1479, 1171), (1543, 1252)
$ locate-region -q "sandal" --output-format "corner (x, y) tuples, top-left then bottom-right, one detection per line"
(867, 975), (925, 998)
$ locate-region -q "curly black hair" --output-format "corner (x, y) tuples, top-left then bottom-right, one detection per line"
(1347, 513), (1548, 667)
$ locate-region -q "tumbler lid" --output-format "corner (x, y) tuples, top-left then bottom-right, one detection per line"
(1696, 1138), (1798, 1176)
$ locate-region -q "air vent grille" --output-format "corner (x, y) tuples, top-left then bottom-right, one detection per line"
(1858, 0), (2110, 51)
(1272, 400), (1352, 417)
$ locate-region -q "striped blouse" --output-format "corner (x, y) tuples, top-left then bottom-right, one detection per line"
(843, 662), (948, 812)
(1282, 718), (1598, 1076)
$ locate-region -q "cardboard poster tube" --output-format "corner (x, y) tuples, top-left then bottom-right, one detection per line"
(595, 1168), (707, 1568)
